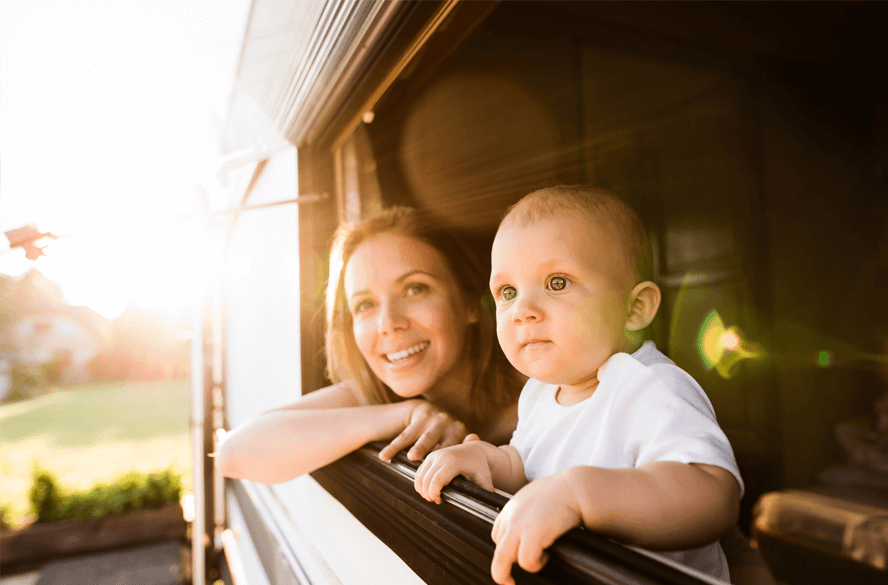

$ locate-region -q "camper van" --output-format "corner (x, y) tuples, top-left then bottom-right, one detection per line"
(191, 1), (888, 584)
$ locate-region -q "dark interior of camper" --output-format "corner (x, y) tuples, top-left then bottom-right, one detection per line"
(279, 2), (888, 583)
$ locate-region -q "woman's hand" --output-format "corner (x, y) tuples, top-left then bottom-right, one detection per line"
(378, 399), (469, 462)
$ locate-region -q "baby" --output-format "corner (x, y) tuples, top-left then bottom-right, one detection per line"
(414, 186), (743, 584)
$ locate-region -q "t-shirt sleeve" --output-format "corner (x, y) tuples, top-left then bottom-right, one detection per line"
(626, 363), (745, 497)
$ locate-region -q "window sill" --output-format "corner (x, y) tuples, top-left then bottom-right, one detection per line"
(310, 443), (718, 585)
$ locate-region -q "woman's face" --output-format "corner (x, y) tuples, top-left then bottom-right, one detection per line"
(343, 232), (478, 400)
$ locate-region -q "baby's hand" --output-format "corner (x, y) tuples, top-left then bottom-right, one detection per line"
(490, 472), (582, 585)
(414, 442), (494, 504)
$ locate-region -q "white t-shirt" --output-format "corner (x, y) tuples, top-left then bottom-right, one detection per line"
(509, 341), (742, 582)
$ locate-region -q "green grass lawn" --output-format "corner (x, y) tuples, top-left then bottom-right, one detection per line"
(0, 379), (191, 523)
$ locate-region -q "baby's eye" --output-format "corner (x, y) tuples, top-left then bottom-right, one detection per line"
(501, 286), (517, 301)
(405, 282), (429, 296)
(547, 276), (569, 291)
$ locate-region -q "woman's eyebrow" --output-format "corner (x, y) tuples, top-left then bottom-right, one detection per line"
(347, 270), (436, 300)
(396, 270), (435, 283)
(347, 289), (370, 301)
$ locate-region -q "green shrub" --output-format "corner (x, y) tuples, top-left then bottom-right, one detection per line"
(29, 468), (61, 521)
(28, 466), (182, 523)
(0, 504), (12, 530)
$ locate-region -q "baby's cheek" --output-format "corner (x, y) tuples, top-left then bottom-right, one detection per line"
(495, 316), (510, 344)
(496, 324), (520, 366)
(503, 336), (520, 361)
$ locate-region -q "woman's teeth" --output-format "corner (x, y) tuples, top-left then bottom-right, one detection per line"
(385, 341), (430, 363)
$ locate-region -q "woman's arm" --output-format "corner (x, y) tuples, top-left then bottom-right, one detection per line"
(216, 383), (475, 484)
(216, 383), (410, 484)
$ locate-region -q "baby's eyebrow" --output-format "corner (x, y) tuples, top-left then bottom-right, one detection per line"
(489, 272), (508, 290)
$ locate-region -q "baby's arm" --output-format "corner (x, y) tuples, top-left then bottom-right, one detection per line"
(414, 439), (527, 503)
(564, 461), (739, 547)
(490, 461), (740, 585)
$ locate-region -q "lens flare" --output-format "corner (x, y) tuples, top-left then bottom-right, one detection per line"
(698, 310), (726, 370)
(697, 310), (766, 379)
(722, 331), (741, 351)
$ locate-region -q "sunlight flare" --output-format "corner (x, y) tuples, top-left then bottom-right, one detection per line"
(697, 310), (767, 379)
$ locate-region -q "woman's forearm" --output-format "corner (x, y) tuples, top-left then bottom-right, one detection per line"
(216, 401), (411, 484)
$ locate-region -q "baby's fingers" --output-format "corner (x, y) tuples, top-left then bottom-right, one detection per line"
(492, 516), (503, 544)
(517, 538), (550, 574)
(413, 457), (446, 503)
(414, 459), (435, 501)
(490, 534), (519, 585)
(427, 465), (461, 504)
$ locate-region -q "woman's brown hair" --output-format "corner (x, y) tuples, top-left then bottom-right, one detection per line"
(325, 206), (521, 426)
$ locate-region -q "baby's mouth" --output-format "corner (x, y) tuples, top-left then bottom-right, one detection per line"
(384, 341), (430, 363)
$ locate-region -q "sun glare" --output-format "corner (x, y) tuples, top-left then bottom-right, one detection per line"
(697, 310), (766, 379)
(6, 213), (210, 320)
(0, 0), (249, 320)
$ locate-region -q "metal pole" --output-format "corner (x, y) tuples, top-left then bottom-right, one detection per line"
(191, 182), (221, 585)
(190, 248), (206, 585)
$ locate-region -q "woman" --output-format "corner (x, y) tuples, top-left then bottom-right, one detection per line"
(216, 206), (524, 484)
(216, 206), (774, 585)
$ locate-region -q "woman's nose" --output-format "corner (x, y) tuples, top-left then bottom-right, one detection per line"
(378, 299), (409, 333)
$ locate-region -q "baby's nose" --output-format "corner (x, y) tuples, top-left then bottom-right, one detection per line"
(512, 296), (542, 323)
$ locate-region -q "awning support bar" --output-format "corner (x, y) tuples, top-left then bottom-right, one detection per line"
(214, 194), (329, 216)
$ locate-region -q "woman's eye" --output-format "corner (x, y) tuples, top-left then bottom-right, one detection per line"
(548, 276), (568, 291)
(405, 282), (429, 296)
(501, 286), (517, 301)
(352, 300), (374, 314)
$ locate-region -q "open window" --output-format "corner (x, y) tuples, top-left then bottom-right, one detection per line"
(202, 2), (888, 584)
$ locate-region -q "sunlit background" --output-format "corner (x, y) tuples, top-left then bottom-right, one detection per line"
(0, 0), (251, 525)
(1, 0), (248, 318)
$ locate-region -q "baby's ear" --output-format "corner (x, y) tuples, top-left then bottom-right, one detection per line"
(625, 281), (661, 331)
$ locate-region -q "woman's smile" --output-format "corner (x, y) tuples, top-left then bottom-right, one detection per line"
(384, 340), (431, 364)
(344, 232), (477, 399)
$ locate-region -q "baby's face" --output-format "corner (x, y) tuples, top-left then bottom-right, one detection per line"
(490, 213), (634, 392)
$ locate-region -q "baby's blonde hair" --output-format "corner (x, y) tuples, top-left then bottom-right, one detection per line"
(501, 185), (654, 284)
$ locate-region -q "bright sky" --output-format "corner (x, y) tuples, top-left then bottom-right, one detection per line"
(0, 0), (250, 318)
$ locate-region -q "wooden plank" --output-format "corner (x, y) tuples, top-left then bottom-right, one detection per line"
(0, 503), (186, 573)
